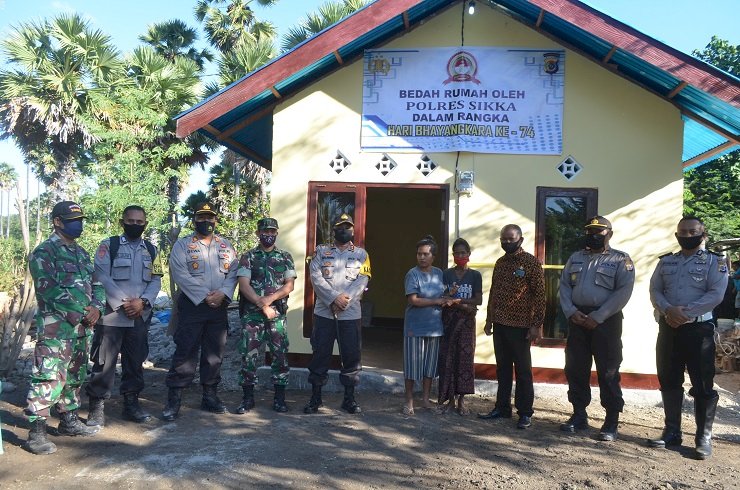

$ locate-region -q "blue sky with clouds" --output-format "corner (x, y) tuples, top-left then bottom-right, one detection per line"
(1, 0), (738, 200)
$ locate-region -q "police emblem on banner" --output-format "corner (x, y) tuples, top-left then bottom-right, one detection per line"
(444, 51), (480, 85)
(543, 52), (560, 74)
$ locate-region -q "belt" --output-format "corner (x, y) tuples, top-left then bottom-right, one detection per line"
(689, 312), (713, 323)
(574, 305), (599, 314)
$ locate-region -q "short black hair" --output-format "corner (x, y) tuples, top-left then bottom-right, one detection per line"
(679, 215), (705, 227)
(416, 235), (437, 256)
(452, 237), (471, 253)
(122, 205), (146, 218)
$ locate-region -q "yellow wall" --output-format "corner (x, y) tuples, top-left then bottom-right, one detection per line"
(271, 4), (684, 375)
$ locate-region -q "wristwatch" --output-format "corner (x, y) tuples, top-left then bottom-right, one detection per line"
(141, 298), (151, 309)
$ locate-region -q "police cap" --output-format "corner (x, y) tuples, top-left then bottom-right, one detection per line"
(333, 213), (354, 227)
(194, 202), (218, 216)
(584, 215), (611, 230)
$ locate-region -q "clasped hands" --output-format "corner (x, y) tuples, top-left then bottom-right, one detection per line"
(255, 294), (278, 320)
(205, 290), (226, 309)
(569, 310), (599, 330)
(664, 305), (691, 328)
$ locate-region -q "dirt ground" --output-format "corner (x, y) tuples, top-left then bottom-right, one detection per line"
(1, 328), (739, 489)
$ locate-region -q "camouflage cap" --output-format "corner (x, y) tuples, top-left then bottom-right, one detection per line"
(333, 213), (354, 227)
(257, 217), (279, 230)
(194, 202), (218, 216)
(51, 201), (85, 220)
(584, 215), (611, 229)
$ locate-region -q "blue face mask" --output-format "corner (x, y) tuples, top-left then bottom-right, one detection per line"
(61, 219), (83, 239)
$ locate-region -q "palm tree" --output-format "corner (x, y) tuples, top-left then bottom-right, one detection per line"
(0, 14), (123, 202)
(194, 0), (279, 54)
(281, 0), (371, 51)
(0, 162), (19, 238)
(139, 19), (213, 71)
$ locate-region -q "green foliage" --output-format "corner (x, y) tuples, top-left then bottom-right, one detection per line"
(281, 0), (371, 52)
(685, 37), (740, 242)
(0, 237), (27, 292)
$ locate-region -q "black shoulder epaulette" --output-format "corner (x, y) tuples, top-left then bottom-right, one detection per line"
(658, 252), (674, 259)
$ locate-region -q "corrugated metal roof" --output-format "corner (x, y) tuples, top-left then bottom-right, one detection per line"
(176, 0), (739, 170)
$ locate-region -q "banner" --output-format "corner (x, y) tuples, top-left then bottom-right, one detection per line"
(361, 47), (565, 154)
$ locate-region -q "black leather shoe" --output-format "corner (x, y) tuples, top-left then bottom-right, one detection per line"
(162, 388), (182, 421)
(477, 408), (512, 420)
(517, 416), (532, 429)
(236, 385), (255, 414)
(648, 428), (682, 448)
(273, 385), (289, 413)
(201, 385), (226, 414)
(598, 423), (619, 441)
(560, 412), (588, 432)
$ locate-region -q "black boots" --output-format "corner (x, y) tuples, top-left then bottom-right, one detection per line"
(86, 397), (105, 427)
(648, 389), (684, 448)
(273, 384), (289, 412)
(123, 393), (152, 423)
(23, 418), (57, 455)
(598, 411), (619, 441)
(304, 384), (323, 414)
(58, 410), (100, 436)
(201, 384), (226, 413)
(162, 387), (182, 421)
(560, 407), (588, 432)
(236, 385), (255, 414)
(695, 395), (719, 460)
(341, 385), (361, 414)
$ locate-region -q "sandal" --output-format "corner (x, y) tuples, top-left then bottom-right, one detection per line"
(401, 405), (415, 416)
(457, 406), (471, 416)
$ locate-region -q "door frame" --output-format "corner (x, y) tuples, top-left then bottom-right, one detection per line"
(303, 181), (450, 336)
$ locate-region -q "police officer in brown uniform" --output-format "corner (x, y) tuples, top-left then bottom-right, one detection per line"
(648, 216), (728, 459)
(162, 202), (238, 421)
(559, 216), (635, 441)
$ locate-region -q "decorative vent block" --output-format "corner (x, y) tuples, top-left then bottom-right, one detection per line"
(375, 153), (397, 176)
(328, 150), (351, 174)
(416, 155), (437, 176)
(557, 156), (582, 180)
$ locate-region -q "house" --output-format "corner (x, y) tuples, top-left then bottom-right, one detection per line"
(175, 0), (740, 388)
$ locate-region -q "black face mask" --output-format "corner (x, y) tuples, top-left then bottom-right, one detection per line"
(259, 233), (276, 248)
(195, 221), (215, 236)
(123, 223), (145, 240)
(676, 235), (703, 250)
(334, 228), (353, 244)
(583, 233), (606, 250)
(501, 239), (522, 254)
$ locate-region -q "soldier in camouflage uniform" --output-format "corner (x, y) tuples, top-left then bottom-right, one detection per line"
(235, 218), (296, 413)
(23, 201), (106, 455)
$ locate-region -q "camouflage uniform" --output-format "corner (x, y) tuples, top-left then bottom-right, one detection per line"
(26, 233), (105, 422)
(237, 246), (297, 386)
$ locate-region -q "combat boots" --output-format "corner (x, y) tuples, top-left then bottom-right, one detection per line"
(648, 389), (684, 448)
(86, 397), (105, 427)
(122, 392), (152, 423)
(304, 384), (323, 414)
(341, 385), (361, 414)
(273, 384), (289, 412)
(201, 384), (226, 413)
(560, 407), (589, 432)
(598, 411), (619, 441)
(695, 395), (719, 460)
(235, 385), (255, 414)
(58, 410), (100, 436)
(23, 418), (57, 455)
(162, 387), (182, 421)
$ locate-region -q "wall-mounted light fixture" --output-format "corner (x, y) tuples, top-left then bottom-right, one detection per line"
(456, 170), (475, 195)
(468, 0), (476, 15)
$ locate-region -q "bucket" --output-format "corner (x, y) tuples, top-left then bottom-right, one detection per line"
(716, 318), (734, 332)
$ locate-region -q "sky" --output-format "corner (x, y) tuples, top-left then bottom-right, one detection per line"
(0, 0), (738, 202)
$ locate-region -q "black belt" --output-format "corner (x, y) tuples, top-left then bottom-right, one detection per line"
(575, 305), (599, 314)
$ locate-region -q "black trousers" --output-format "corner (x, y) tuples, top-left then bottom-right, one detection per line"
(85, 317), (150, 398)
(308, 315), (362, 387)
(656, 319), (717, 400)
(564, 311), (624, 413)
(166, 295), (228, 388)
(493, 323), (534, 416)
